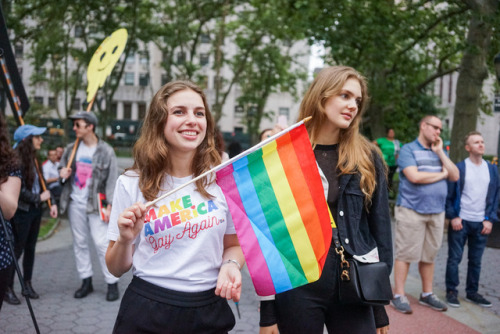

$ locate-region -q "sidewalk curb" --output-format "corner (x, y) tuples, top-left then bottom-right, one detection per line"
(404, 274), (500, 333)
(37, 217), (61, 241)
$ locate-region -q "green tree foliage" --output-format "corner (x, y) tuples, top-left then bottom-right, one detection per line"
(5, 0), (152, 137)
(449, 0), (499, 162)
(280, 0), (472, 143)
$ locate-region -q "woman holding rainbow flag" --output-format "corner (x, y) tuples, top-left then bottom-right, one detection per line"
(105, 80), (244, 333)
(259, 66), (393, 334)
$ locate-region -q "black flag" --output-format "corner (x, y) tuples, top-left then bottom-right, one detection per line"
(0, 4), (30, 124)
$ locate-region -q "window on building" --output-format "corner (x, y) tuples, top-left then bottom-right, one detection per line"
(123, 103), (132, 119)
(126, 53), (135, 64)
(278, 107), (290, 117)
(124, 72), (134, 86)
(139, 53), (149, 65)
(138, 103), (147, 120)
(200, 53), (209, 66)
(34, 96), (44, 105)
(48, 97), (56, 108)
(139, 73), (149, 87)
(111, 103), (118, 118)
(177, 51), (186, 64)
(201, 33), (210, 43)
(74, 26), (84, 38)
(14, 44), (23, 58)
(72, 98), (81, 110)
(234, 106), (244, 114)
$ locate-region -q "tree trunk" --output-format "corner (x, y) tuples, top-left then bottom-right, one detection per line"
(450, 0), (497, 162)
(367, 103), (385, 140)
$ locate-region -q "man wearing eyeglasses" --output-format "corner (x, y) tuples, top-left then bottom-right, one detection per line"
(58, 111), (120, 302)
(391, 115), (459, 315)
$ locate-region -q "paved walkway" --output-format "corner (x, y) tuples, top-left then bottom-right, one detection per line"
(1, 216), (500, 333)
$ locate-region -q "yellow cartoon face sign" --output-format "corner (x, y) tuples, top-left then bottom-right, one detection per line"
(86, 28), (128, 102)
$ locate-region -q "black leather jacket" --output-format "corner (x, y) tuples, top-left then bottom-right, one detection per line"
(17, 172), (54, 212)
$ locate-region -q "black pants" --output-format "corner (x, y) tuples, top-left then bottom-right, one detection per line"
(388, 165), (398, 191)
(8, 207), (42, 286)
(113, 276), (236, 334)
(275, 246), (376, 334)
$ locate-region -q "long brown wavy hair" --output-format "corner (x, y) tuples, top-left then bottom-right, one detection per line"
(131, 80), (221, 201)
(0, 114), (20, 185)
(16, 134), (37, 190)
(297, 66), (378, 204)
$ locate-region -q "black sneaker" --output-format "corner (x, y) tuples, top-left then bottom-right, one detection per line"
(466, 293), (492, 308)
(446, 291), (460, 308)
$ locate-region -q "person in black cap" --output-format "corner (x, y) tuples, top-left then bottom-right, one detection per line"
(59, 111), (120, 301)
(5, 124), (58, 305)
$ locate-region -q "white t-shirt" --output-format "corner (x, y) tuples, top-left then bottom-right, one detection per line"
(460, 158), (490, 222)
(70, 142), (96, 204)
(42, 160), (60, 190)
(108, 171), (236, 292)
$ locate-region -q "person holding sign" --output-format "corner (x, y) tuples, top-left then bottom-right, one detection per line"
(106, 80), (244, 333)
(59, 111), (120, 302)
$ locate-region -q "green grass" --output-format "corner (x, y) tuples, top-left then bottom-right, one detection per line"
(38, 217), (59, 239)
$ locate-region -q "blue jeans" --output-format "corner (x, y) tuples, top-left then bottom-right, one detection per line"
(445, 220), (488, 295)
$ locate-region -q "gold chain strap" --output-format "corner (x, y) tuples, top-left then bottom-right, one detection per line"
(335, 246), (351, 281)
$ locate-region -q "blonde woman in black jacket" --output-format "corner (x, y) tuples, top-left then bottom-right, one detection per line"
(259, 66), (393, 334)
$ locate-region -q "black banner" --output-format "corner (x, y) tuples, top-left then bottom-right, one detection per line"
(0, 4), (30, 124)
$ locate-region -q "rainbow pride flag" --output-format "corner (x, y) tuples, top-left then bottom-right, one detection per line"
(216, 122), (332, 296)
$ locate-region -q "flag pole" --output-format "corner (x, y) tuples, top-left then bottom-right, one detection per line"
(1, 54), (52, 207)
(145, 117), (311, 207)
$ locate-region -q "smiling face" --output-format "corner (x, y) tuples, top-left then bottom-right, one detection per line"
(31, 135), (43, 150)
(164, 89), (207, 156)
(318, 78), (362, 142)
(72, 119), (93, 139)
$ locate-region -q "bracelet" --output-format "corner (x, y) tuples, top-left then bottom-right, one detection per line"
(222, 259), (241, 270)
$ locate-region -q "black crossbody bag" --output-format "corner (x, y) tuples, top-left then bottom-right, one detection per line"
(332, 227), (393, 306)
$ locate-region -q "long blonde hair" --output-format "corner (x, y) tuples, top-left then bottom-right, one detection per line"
(298, 66), (378, 204)
(131, 80), (221, 201)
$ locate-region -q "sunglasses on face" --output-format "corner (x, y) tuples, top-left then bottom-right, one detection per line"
(73, 122), (88, 129)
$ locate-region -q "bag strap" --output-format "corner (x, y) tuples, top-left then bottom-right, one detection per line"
(328, 207), (350, 278)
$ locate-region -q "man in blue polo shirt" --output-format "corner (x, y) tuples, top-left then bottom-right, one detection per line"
(391, 115), (459, 315)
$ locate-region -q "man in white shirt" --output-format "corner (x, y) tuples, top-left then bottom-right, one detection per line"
(42, 148), (61, 205)
(445, 131), (500, 308)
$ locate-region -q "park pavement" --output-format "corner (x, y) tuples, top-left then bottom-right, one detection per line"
(1, 218), (500, 333)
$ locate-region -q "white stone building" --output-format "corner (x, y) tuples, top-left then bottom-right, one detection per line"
(6, 27), (309, 142)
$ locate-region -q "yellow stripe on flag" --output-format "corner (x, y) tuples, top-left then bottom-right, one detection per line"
(262, 141), (320, 282)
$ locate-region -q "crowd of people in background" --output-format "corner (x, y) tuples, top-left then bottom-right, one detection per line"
(0, 67), (498, 333)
